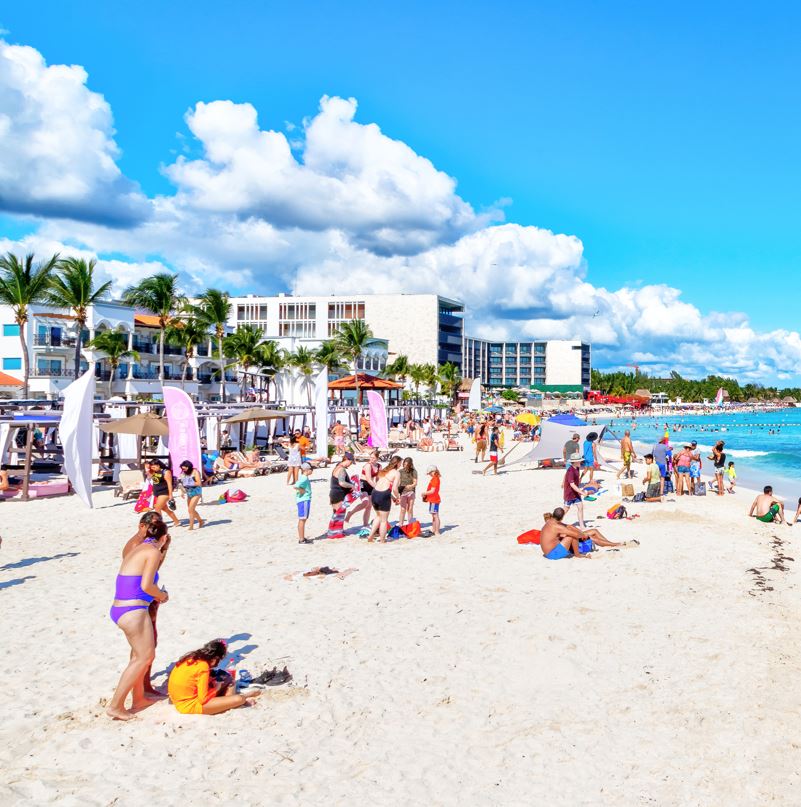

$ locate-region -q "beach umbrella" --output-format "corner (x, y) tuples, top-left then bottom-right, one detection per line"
(515, 412), (540, 426)
(482, 405), (504, 414)
(99, 412), (168, 436)
(222, 407), (304, 424)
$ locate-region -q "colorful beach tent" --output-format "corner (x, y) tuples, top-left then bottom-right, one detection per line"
(506, 416), (606, 467)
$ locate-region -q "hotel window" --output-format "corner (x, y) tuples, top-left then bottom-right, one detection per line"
(3, 357), (22, 370)
(327, 301), (365, 336)
(237, 303), (270, 328)
(279, 303), (317, 337)
(3, 324), (20, 337)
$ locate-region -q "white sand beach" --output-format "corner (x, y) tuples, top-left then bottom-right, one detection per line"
(2, 443), (801, 805)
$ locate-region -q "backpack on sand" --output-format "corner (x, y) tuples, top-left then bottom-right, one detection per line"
(633, 492), (646, 503)
(694, 481), (707, 496)
(606, 503), (627, 520)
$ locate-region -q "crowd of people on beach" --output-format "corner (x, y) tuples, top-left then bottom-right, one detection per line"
(102, 402), (801, 717)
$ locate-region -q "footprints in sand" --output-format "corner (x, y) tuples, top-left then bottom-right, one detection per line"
(746, 533), (794, 596)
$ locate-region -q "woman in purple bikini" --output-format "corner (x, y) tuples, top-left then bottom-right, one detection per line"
(107, 520), (170, 720)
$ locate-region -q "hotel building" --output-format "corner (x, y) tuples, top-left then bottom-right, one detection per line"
(462, 337), (591, 391)
(0, 301), (238, 400)
(228, 293), (465, 370)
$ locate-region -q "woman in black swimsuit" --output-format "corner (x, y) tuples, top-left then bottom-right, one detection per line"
(148, 460), (181, 527)
(367, 456), (401, 543)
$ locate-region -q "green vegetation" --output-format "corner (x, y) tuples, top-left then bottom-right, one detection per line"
(591, 369), (801, 403)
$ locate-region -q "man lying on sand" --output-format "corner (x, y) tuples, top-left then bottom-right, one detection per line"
(749, 486), (785, 524)
(539, 507), (635, 560)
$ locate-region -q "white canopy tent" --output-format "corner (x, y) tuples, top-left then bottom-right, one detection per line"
(507, 419), (608, 466)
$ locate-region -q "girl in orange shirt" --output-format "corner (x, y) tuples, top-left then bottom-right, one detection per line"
(168, 640), (260, 715)
(424, 465), (442, 537)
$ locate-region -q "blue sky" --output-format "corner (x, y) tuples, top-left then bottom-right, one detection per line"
(1, 1), (800, 380)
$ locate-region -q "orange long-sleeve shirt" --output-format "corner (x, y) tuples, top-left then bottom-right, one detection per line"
(168, 660), (216, 713)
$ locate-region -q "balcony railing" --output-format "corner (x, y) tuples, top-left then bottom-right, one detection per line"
(131, 368), (160, 380)
(32, 367), (74, 378)
(33, 334), (79, 348)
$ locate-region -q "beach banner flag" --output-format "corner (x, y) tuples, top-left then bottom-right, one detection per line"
(366, 390), (389, 448)
(314, 367), (329, 457)
(61, 369), (96, 509)
(715, 388), (724, 406)
(468, 378), (481, 411)
(162, 385), (202, 473)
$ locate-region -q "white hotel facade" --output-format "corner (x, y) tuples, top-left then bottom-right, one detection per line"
(0, 301), (238, 400)
(0, 290), (591, 399)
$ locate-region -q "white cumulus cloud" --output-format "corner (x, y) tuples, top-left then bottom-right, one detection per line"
(0, 38), (148, 226)
(163, 95), (492, 255)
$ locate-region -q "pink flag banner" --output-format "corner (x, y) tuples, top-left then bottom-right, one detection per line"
(366, 390), (388, 449)
(162, 385), (202, 473)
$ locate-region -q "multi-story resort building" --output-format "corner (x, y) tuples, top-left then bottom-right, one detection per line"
(228, 293), (465, 371)
(462, 337), (591, 392)
(1, 288), (592, 399)
(0, 301), (238, 400)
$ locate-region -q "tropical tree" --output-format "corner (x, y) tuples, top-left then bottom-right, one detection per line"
(255, 340), (285, 402)
(315, 340), (344, 374)
(189, 289), (232, 401)
(121, 273), (184, 383)
(0, 252), (60, 396)
(333, 319), (373, 405)
(87, 330), (139, 397)
(408, 363), (426, 398)
(166, 316), (208, 389)
(46, 257), (113, 378)
(223, 324), (266, 398)
(385, 354), (410, 386)
(421, 363), (438, 396)
(438, 361), (461, 400)
(288, 346), (317, 406)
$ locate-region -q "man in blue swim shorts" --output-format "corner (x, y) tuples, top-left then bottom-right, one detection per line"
(539, 507), (628, 560)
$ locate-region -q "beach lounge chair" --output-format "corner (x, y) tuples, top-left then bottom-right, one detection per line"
(114, 469), (145, 500)
(432, 432), (446, 452)
(388, 428), (406, 448)
(212, 457), (239, 483)
(446, 436), (463, 451)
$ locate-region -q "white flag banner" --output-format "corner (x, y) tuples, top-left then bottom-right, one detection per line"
(61, 369), (96, 509)
(314, 367), (329, 459)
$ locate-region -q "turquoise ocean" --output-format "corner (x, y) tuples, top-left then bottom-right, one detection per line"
(595, 408), (801, 499)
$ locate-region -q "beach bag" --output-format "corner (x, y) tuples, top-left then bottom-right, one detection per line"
(516, 529), (541, 545)
(694, 481), (707, 497)
(401, 520), (421, 539)
(606, 504), (627, 520)
(621, 483), (635, 498)
(134, 484), (153, 513)
(578, 539), (594, 554)
(633, 492), (646, 502)
(225, 488), (248, 502)
(387, 524), (404, 540)
(663, 477), (674, 494)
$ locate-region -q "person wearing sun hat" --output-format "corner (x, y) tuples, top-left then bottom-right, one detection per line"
(563, 452), (586, 529)
(423, 464), (442, 537)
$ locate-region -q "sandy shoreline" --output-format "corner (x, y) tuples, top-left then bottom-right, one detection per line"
(2, 438), (801, 805)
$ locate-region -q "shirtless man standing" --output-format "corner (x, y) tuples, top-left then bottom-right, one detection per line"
(616, 430), (636, 479)
(749, 485), (785, 524)
(331, 420), (346, 455)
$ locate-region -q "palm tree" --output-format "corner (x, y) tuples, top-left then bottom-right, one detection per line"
(288, 346), (316, 406)
(46, 257), (113, 378)
(438, 361), (461, 400)
(421, 363), (438, 397)
(333, 319), (373, 406)
(87, 330), (139, 397)
(189, 289), (232, 401)
(255, 340), (285, 402)
(166, 317), (207, 389)
(223, 324), (265, 399)
(122, 273), (184, 383)
(0, 252), (60, 396)
(315, 341), (344, 374)
(409, 363), (426, 399)
(385, 354), (410, 386)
